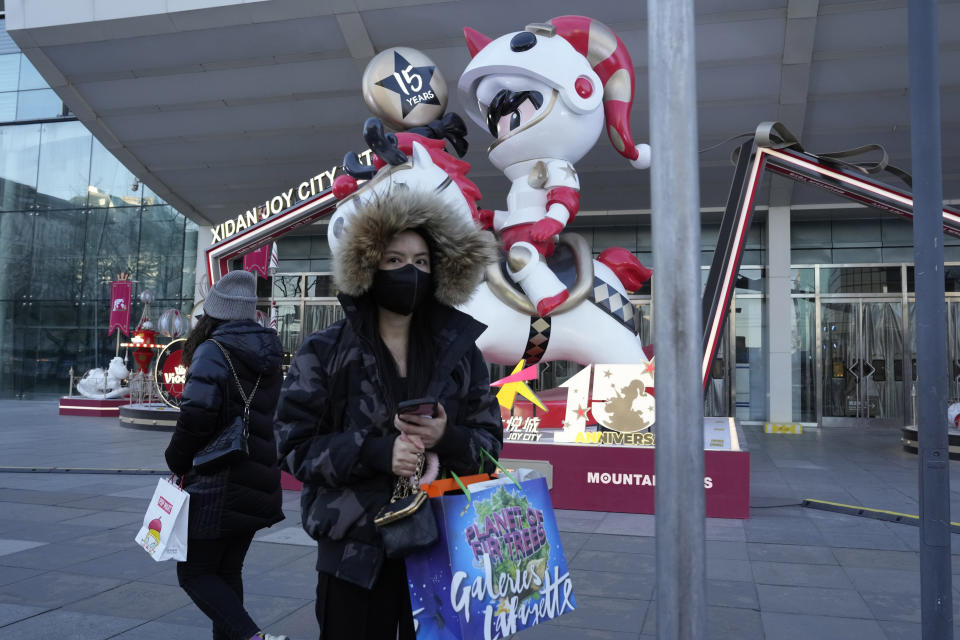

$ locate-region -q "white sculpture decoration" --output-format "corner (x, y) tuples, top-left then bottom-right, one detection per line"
(75, 357), (131, 399)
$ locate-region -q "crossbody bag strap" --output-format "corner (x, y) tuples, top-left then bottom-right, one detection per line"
(208, 339), (261, 426)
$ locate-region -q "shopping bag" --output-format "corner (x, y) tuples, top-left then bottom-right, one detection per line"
(134, 476), (189, 562)
(406, 477), (576, 639)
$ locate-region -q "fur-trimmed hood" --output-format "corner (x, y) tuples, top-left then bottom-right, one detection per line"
(332, 190), (497, 307)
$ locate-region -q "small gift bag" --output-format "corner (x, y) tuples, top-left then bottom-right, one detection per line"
(134, 476), (189, 562)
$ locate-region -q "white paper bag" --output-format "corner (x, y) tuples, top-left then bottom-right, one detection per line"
(134, 477), (189, 562)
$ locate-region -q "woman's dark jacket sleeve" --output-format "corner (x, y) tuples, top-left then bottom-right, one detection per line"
(274, 325), (394, 487)
(432, 344), (503, 474)
(164, 341), (227, 475)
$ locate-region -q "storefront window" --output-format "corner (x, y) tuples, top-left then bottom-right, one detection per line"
(820, 266), (902, 294)
(29, 209), (86, 299)
(947, 301), (960, 405)
(916, 265), (960, 293)
(734, 297), (767, 421)
(273, 302), (302, 359)
(791, 268), (815, 293)
(272, 274), (303, 299)
(182, 220), (199, 300)
(140, 206), (188, 299)
(792, 297), (816, 422)
(305, 274), (337, 298)
(0, 210), (34, 301)
(81, 206), (141, 299)
(736, 267), (765, 294)
(89, 139), (141, 208)
(0, 53), (19, 92)
(36, 121), (92, 208)
(704, 332), (729, 418)
(0, 91), (15, 121)
(303, 304), (343, 340)
(17, 55), (47, 91)
(0, 123), (41, 210)
(16, 89), (63, 120)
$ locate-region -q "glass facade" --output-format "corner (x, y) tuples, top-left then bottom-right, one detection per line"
(0, 19), (196, 398)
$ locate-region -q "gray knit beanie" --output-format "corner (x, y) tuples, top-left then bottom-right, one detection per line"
(204, 270), (257, 321)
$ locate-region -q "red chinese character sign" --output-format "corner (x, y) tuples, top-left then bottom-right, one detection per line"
(108, 278), (132, 337)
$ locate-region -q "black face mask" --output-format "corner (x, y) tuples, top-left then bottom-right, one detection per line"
(371, 265), (432, 316)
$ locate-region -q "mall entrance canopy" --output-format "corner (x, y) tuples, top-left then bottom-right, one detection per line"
(5, 0), (960, 229)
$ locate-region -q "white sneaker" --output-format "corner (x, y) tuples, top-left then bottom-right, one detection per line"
(258, 634), (289, 640)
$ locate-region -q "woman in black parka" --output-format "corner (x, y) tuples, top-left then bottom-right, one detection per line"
(164, 269), (287, 640)
(275, 190), (503, 639)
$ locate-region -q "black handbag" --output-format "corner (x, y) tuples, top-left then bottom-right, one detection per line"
(192, 340), (261, 473)
(374, 453), (439, 558)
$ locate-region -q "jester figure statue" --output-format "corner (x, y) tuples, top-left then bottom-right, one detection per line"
(329, 16), (653, 367)
(458, 16), (652, 320)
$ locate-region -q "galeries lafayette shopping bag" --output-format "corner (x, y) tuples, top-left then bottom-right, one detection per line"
(405, 477), (575, 639)
(134, 476), (189, 562)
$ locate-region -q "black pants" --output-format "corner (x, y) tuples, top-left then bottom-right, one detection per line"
(316, 557), (415, 640)
(177, 534), (260, 640)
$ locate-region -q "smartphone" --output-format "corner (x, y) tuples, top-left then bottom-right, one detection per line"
(397, 397), (437, 418)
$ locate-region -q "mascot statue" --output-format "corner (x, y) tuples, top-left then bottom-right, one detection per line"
(328, 16), (653, 368)
(459, 17), (651, 317)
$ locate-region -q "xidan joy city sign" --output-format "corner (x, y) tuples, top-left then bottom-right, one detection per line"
(209, 150), (375, 244)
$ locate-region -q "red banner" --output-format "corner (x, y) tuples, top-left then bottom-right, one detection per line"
(243, 244), (271, 279)
(108, 280), (132, 337)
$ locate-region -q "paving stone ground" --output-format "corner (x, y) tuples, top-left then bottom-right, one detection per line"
(1, 399), (960, 638)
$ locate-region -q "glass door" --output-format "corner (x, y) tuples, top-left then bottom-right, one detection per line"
(704, 331), (730, 417)
(948, 301), (960, 404)
(821, 299), (904, 427)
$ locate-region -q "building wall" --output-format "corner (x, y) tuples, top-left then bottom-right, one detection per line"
(0, 19), (196, 398)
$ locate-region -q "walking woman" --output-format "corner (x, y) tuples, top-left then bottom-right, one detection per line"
(275, 190), (503, 639)
(164, 270), (288, 640)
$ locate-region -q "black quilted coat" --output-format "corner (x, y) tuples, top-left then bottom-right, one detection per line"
(165, 320), (285, 539)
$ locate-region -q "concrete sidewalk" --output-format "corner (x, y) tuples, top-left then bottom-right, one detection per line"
(1, 400), (959, 638)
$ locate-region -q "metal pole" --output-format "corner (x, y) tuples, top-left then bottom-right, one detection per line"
(648, 0), (706, 638)
(908, 1), (953, 637)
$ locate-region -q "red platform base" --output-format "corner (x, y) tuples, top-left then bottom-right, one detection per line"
(279, 433), (750, 519)
(59, 397), (129, 417)
(501, 441), (750, 519)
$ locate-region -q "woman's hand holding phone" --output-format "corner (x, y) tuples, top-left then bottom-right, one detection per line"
(394, 401), (447, 449)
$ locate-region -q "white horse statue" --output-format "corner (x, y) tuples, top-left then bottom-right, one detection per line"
(329, 123), (649, 367)
(75, 357), (130, 399)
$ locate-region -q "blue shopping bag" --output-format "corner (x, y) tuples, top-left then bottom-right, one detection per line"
(405, 477), (576, 639)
